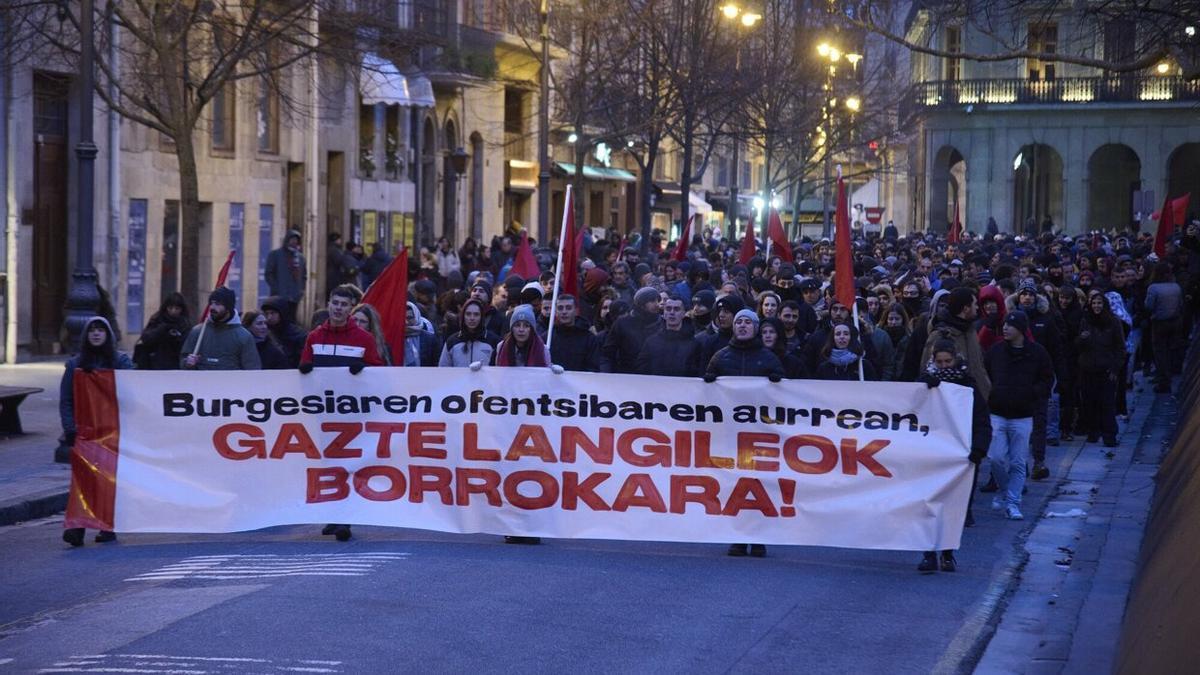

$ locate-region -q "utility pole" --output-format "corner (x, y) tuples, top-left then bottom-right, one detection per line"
(536, 0), (551, 244)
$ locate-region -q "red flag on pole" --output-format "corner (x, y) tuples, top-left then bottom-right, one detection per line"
(558, 190), (581, 296)
(615, 236), (627, 263)
(766, 208), (793, 262)
(738, 211), (757, 265)
(948, 200), (962, 244)
(834, 175), (855, 310)
(673, 213), (698, 262)
(199, 250), (237, 322)
(510, 232), (540, 281)
(363, 247), (408, 356)
(1155, 193), (1191, 256)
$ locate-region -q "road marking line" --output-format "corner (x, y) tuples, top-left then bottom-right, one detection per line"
(125, 552), (407, 582)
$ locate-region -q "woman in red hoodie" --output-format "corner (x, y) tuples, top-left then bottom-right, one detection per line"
(976, 285), (1008, 351)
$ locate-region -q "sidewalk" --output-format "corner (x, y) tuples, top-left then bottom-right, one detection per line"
(0, 362), (72, 526)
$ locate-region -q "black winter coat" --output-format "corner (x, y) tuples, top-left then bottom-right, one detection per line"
(255, 337), (290, 370)
(815, 355), (877, 381)
(984, 341), (1054, 418)
(136, 314), (191, 370)
(695, 326), (732, 369)
(920, 370), (991, 463)
(706, 337), (785, 378)
(1076, 312), (1125, 374)
(550, 319), (600, 372)
(637, 326), (702, 377)
(601, 309), (661, 374)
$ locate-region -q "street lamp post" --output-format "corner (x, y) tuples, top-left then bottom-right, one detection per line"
(536, 0), (551, 245)
(816, 41), (860, 239)
(62, 0), (100, 353)
(719, 4), (760, 241)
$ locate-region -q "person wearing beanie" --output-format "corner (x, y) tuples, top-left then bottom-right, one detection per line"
(704, 304), (784, 560)
(696, 294), (744, 368)
(181, 286), (261, 370)
(984, 309), (1054, 521)
(689, 289), (717, 332)
(600, 285), (662, 373)
(1008, 273), (1064, 478)
(470, 279), (509, 337)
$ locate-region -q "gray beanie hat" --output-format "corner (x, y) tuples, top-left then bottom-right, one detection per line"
(510, 304), (537, 329)
(633, 286), (660, 308)
(734, 308), (760, 326)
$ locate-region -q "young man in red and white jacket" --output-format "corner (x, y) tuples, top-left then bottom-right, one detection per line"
(299, 284), (384, 542)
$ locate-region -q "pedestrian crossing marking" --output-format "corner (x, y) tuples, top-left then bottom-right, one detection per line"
(38, 654), (344, 673)
(123, 552), (409, 582)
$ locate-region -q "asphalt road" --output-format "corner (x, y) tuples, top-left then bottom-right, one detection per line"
(0, 508), (1027, 674)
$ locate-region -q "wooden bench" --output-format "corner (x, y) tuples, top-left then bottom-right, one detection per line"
(0, 386), (44, 435)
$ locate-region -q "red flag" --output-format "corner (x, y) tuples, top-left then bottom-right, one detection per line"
(738, 212), (757, 265)
(766, 208), (793, 262)
(199, 250), (237, 322)
(1171, 193), (1191, 225)
(510, 232), (540, 281)
(558, 190), (581, 297)
(673, 213), (698, 262)
(948, 200), (962, 244)
(616, 236), (627, 262)
(1153, 193), (1191, 257)
(834, 176), (855, 310)
(362, 247), (408, 355)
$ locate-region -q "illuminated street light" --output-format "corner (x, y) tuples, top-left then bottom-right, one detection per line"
(817, 42), (831, 57)
(845, 96), (861, 112)
(1156, 62), (1170, 75)
(741, 12), (761, 27)
(1187, 26), (1196, 37)
(753, 196), (765, 211)
(721, 3), (739, 19)
(568, 132), (579, 143)
(829, 47), (841, 62)
(846, 53), (862, 69)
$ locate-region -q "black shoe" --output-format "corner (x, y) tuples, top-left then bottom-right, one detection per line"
(727, 544), (748, 557)
(749, 544), (767, 558)
(94, 531), (117, 543)
(940, 553), (957, 572)
(334, 525), (352, 542)
(1031, 463), (1049, 480)
(321, 524), (337, 536)
(62, 528), (85, 547)
(918, 553), (938, 573)
(980, 477), (999, 493)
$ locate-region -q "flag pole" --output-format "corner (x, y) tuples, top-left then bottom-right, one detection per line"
(546, 184), (572, 351)
(852, 302), (864, 382)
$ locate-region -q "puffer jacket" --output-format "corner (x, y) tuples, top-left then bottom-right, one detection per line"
(600, 308), (661, 374)
(705, 337), (785, 378)
(549, 319), (600, 372)
(439, 330), (500, 367)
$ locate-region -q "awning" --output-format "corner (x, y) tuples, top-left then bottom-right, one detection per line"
(689, 191), (711, 214)
(554, 161), (636, 183)
(360, 53), (436, 107)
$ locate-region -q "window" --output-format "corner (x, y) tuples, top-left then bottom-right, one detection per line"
(413, 0), (448, 36)
(256, 76), (279, 153)
(504, 89), (523, 134)
(1027, 23), (1058, 81)
(385, 105), (403, 180)
(741, 159), (751, 190)
(717, 154), (729, 188)
(359, 103), (377, 178)
(211, 82), (236, 152)
(1104, 19), (1135, 68)
(945, 26), (962, 81)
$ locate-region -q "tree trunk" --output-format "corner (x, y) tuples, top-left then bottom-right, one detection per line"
(679, 133), (693, 247)
(175, 133), (203, 315)
(639, 152), (656, 254)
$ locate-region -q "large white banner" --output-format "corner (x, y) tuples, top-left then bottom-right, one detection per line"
(94, 368), (975, 551)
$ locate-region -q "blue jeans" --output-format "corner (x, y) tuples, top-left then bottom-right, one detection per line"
(988, 415), (1033, 508)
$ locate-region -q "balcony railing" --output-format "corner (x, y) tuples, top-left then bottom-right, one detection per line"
(908, 76), (1200, 112)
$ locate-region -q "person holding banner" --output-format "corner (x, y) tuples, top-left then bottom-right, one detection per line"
(919, 339), (991, 572)
(61, 317), (133, 547)
(815, 323), (877, 381)
(439, 299), (501, 368)
(703, 309), (783, 558)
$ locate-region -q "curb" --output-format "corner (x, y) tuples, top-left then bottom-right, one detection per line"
(0, 489), (69, 528)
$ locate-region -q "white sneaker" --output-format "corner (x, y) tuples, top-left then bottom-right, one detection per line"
(1005, 505), (1024, 520)
(991, 497), (1003, 511)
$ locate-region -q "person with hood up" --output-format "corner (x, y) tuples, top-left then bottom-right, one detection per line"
(918, 339), (990, 572)
(578, 267), (611, 324)
(703, 309), (783, 558)
(263, 229), (306, 321)
(919, 287), (991, 400)
(1075, 291), (1125, 446)
(759, 317), (807, 379)
(816, 322), (878, 381)
(975, 284), (1008, 352)
(261, 296), (309, 367)
(984, 310), (1054, 521)
(401, 301), (441, 366)
(134, 292), (191, 370)
(61, 317), (133, 547)
(600, 287), (662, 373)
(637, 293), (701, 377)
(1055, 284), (1085, 441)
(181, 287), (261, 370)
(439, 298), (501, 367)
(360, 242), (392, 288)
(1007, 278), (1063, 480)
(548, 294), (600, 372)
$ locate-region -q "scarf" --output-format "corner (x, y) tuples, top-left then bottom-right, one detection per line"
(925, 359), (970, 384)
(827, 348), (857, 368)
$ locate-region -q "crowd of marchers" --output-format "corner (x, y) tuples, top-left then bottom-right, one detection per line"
(58, 218), (1199, 570)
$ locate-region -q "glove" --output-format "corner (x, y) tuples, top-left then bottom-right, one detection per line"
(81, 365), (95, 374)
(64, 432), (77, 447)
(768, 373), (782, 383)
(550, 364), (565, 374)
(469, 361), (483, 372)
(349, 364), (364, 375)
(703, 373), (717, 383)
(298, 363), (314, 374)
(925, 378), (940, 388)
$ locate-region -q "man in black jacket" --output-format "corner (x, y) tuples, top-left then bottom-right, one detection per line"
(600, 287), (661, 373)
(984, 310), (1054, 521)
(695, 294), (742, 368)
(637, 293), (701, 376)
(548, 294), (599, 372)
